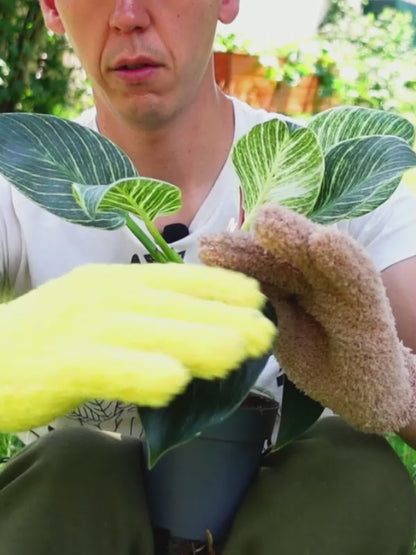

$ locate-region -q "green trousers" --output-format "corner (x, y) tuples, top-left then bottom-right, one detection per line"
(0, 417), (415, 554)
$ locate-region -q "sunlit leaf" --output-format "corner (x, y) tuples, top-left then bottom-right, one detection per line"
(73, 177), (181, 224)
(233, 118), (324, 228)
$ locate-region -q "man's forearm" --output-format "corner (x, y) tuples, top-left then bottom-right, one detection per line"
(381, 257), (416, 448)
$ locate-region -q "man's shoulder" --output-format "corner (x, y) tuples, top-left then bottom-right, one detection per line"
(230, 97), (302, 142)
(73, 106), (98, 130)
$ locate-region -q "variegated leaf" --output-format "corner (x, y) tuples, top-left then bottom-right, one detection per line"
(310, 135), (416, 224)
(308, 106), (415, 154)
(73, 177), (181, 224)
(0, 113), (138, 229)
(233, 118), (324, 228)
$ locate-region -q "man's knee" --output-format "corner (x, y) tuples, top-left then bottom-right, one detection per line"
(273, 417), (416, 510)
(225, 417), (416, 554)
(8, 427), (142, 483)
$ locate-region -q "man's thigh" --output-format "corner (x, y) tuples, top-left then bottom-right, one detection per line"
(0, 427), (153, 555)
(224, 416), (416, 555)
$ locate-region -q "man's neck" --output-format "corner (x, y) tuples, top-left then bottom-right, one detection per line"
(95, 87), (234, 195)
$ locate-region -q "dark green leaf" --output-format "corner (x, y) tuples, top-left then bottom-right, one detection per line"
(139, 353), (270, 467)
(309, 135), (416, 224)
(308, 106), (415, 153)
(0, 113), (138, 229)
(273, 376), (324, 450)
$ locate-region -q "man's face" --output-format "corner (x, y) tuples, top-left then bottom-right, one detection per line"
(40, 0), (239, 128)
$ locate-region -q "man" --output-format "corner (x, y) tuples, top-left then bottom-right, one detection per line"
(0, 1), (415, 553)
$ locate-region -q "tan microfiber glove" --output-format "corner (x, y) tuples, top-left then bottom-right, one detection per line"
(0, 264), (275, 432)
(200, 204), (416, 433)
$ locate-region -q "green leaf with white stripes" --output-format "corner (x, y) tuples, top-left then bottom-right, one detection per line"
(0, 112), (138, 229)
(309, 135), (416, 224)
(233, 118), (324, 229)
(73, 177), (181, 224)
(308, 106), (415, 154)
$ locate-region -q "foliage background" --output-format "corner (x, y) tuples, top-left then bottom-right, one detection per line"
(0, 0), (91, 116)
(317, 0), (416, 115)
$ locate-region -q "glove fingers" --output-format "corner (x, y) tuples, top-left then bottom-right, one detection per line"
(66, 346), (191, 408)
(0, 348), (192, 432)
(273, 298), (329, 390)
(111, 293), (274, 360)
(307, 228), (389, 306)
(76, 313), (261, 379)
(0, 389), (81, 432)
(200, 232), (309, 297)
(253, 204), (318, 275)
(276, 296), (414, 433)
(200, 231), (281, 285)
(57, 263), (265, 311)
(298, 230), (400, 349)
(274, 298), (394, 430)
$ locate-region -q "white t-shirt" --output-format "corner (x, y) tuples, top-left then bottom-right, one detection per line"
(1, 98), (416, 443)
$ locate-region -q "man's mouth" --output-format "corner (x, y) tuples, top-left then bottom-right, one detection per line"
(114, 57), (161, 71)
(111, 57), (162, 82)
(118, 62), (156, 70)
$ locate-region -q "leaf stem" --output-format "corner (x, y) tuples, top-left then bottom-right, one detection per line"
(241, 217), (252, 231)
(125, 215), (167, 263)
(145, 219), (185, 264)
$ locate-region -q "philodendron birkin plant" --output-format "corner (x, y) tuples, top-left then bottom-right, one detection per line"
(0, 106), (415, 467)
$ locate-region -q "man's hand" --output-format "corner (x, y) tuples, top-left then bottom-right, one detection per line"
(0, 264), (275, 432)
(200, 204), (416, 433)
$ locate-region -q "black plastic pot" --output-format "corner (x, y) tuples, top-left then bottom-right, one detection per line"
(143, 396), (278, 544)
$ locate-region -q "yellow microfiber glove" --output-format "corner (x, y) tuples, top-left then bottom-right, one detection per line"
(0, 263), (276, 432)
(200, 204), (416, 434)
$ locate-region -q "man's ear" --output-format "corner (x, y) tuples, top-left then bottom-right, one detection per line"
(218, 0), (240, 25)
(38, 0), (66, 35)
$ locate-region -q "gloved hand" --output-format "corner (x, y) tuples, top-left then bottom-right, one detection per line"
(200, 204), (416, 433)
(0, 264), (275, 432)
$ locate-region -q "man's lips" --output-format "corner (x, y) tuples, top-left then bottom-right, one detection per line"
(111, 56), (163, 82)
(113, 56), (161, 71)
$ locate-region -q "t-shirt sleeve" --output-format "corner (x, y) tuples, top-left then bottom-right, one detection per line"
(337, 183), (416, 272)
(0, 176), (24, 292)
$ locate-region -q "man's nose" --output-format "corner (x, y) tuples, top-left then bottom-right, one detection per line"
(109, 0), (151, 33)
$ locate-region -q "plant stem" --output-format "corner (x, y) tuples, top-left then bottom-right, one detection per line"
(145, 219), (185, 264)
(125, 215), (167, 263)
(206, 530), (216, 555)
(241, 218), (251, 231)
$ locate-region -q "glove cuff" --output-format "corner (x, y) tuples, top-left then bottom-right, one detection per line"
(403, 347), (416, 426)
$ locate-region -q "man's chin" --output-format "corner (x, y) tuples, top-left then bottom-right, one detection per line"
(117, 97), (177, 130)
(95, 88), (185, 132)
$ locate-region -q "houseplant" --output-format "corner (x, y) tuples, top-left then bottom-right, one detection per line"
(0, 105), (415, 544)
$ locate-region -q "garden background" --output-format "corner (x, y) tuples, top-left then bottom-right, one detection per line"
(1, 0), (416, 547)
